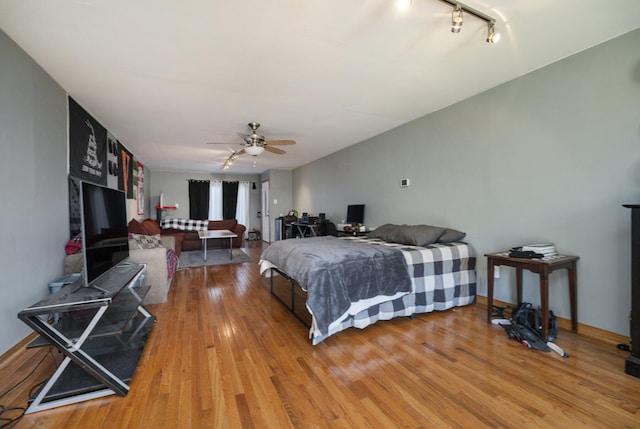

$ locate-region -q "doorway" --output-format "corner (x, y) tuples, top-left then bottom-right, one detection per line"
(261, 180), (270, 243)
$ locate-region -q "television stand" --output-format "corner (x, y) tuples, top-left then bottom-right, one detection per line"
(70, 280), (109, 295)
(18, 262), (155, 413)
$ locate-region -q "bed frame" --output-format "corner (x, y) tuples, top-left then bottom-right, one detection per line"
(267, 267), (312, 328)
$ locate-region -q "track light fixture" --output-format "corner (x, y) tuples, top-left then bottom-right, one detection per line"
(486, 22), (500, 43)
(451, 6), (463, 33)
(438, 0), (500, 43)
(222, 150), (243, 170)
(395, 0), (500, 43)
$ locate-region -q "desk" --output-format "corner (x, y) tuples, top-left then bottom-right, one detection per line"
(486, 252), (579, 340)
(292, 222), (318, 237)
(337, 229), (370, 237)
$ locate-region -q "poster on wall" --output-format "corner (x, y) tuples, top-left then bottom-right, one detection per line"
(68, 97), (107, 185)
(117, 141), (134, 198)
(137, 161), (144, 215)
(106, 132), (119, 190)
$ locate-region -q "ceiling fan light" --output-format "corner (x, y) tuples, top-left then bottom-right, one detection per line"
(244, 145), (265, 156)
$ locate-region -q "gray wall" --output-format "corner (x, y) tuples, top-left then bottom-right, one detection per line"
(260, 169), (293, 242)
(149, 170), (262, 232)
(292, 29), (640, 336)
(0, 30), (69, 354)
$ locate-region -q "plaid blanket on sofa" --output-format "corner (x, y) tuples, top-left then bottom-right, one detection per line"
(160, 218), (209, 231)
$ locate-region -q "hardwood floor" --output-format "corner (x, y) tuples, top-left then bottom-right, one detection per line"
(2, 241), (639, 428)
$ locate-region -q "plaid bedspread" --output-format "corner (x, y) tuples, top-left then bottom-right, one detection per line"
(160, 218), (209, 231)
(312, 237), (476, 344)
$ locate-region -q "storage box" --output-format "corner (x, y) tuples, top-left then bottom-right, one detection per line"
(48, 273), (81, 323)
(48, 273), (81, 293)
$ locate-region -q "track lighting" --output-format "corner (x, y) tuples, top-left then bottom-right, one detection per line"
(437, 0), (500, 43)
(221, 148), (254, 171)
(397, 0), (500, 43)
(486, 22), (501, 44)
(451, 6), (463, 33)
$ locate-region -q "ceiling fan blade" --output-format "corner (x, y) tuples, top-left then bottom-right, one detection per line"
(265, 139), (296, 146)
(265, 146), (286, 155)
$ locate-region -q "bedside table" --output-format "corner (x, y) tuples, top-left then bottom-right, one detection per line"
(485, 251), (579, 340)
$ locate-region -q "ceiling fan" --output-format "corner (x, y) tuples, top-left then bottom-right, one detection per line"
(207, 122), (296, 156)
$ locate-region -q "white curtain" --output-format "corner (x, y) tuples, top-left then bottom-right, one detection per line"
(208, 180), (222, 220)
(236, 181), (250, 237)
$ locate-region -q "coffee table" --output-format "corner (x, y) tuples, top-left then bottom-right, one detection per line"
(198, 229), (238, 261)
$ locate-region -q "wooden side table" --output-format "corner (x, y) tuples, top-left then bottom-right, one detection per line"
(486, 252), (579, 340)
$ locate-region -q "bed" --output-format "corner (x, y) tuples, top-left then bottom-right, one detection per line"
(259, 224), (477, 345)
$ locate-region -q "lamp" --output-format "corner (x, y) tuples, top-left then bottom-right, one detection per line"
(437, 0), (500, 43)
(451, 6), (463, 33)
(486, 22), (501, 44)
(244, 145), (265, 156)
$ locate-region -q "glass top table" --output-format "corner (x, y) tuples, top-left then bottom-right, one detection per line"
(198, 229), (238, 261)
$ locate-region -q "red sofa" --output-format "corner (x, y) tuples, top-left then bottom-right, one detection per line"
(128, 218), (246, 254)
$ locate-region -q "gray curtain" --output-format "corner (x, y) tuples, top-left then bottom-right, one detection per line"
(188, 180), (210, 220)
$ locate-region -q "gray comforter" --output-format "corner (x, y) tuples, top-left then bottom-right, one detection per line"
(259, 236), (412, 335)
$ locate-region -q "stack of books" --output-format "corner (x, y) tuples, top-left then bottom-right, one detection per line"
(521, 243), (557, 257)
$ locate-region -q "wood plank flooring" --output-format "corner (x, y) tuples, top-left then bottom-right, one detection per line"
(1, 241), (639, 428)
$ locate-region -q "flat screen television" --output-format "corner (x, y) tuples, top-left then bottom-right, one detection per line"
(346, 204), (365, 225)
(79, 180), (129, 290)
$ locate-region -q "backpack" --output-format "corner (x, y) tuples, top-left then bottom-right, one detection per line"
(513, 302), (558, 342)
(502, 302), (558, 351)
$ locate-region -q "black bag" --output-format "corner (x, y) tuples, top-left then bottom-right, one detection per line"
(320, 221), (338, 236)
(513, 302), (558, 342)
(503, 303), (558, 351)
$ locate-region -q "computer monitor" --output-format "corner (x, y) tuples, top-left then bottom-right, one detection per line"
(346, 204), (365, 224)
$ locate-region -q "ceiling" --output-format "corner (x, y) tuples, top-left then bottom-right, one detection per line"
(2, 1), (639, 174)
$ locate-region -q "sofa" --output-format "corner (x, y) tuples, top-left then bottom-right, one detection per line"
(128, 218), (246, 252)
(64, 234), (178, 305)
(128, 235), (178, 304)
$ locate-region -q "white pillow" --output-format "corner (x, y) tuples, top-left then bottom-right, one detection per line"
(131, 233), (163, 249)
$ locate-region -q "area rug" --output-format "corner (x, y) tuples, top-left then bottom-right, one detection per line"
(177, 249), (254, 269)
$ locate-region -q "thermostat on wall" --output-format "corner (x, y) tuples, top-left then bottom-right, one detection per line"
(400, 178), (410, 187)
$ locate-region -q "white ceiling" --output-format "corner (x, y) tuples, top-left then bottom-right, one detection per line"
(1, 1), (639, 174)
